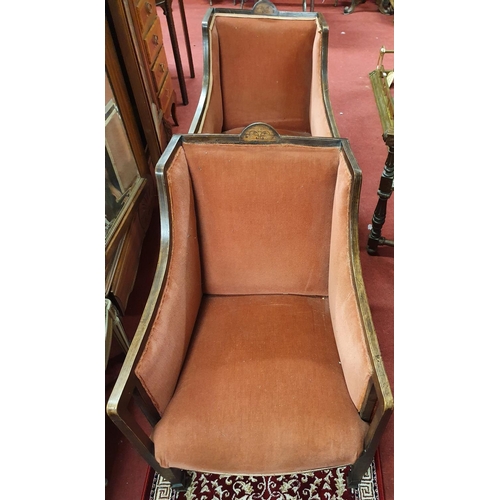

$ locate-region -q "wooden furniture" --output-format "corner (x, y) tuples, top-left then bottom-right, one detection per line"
(107, 0), (178, 152)
(106, 23), (153, 315)
(189, 0), (339, 138)
(106, 0), (175, 314)
(156, 0), (195, 106)
(367, 47), (394, 256)
(106, 123), (394, 491)
(344, 0), (393, 15)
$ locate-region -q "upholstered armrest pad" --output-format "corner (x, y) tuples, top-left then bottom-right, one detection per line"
(135, 148), (203, 414)
(328, 153), (373, 411)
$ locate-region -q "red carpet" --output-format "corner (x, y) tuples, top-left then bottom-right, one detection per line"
(106, 1), (394, 500)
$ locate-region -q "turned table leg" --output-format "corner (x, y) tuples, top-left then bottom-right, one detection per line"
(367, 137), (394, 256)
(177, 0), (195, 78)
(157, 0), (189, 105)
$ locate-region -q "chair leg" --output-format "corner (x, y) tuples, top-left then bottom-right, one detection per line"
(347, 456), (371, 489)
(170, 469), (192, 491)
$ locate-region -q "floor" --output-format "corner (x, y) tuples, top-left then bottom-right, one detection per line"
(106, 1), (394, 499)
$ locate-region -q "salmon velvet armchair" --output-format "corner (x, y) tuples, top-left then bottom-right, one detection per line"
(107, 124), (393, 491)
(188, 0), (340, 138)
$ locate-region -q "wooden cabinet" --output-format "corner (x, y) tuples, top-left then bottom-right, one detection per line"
(105, 1), (173, 315)
(106, 0), (176, 162)
(139, 7), (177, 127)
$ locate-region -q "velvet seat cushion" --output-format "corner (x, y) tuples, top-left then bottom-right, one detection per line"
(152, 294), (369, 475)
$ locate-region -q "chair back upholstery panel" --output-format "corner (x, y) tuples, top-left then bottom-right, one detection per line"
(135, 147), (203, 414)
(215, 16), (316, 133)
(329, 153), (373, 411)
(183, 142), (338, 296)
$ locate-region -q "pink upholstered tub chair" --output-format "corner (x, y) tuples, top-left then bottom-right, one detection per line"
(107, 123), (393, 491)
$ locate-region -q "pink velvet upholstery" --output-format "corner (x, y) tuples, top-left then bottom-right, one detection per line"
(135, 148), (203, 414)
(152, 294), (369, 474)
(183, 143), (337, 296)
(191, 12), (337, 137)
(135, 140), (373, 474)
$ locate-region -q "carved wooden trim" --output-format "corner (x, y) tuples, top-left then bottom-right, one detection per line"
(251, 0), (279, 15)
(240, 122), (280, 142)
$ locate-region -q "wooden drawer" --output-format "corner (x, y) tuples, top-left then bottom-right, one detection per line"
(143, 17), (163, 67)
(158, 72), (174, 115)
(135, 0), (157, 37)
(151, 49), (169, 92)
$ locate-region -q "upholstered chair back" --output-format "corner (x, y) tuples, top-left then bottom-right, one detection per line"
(135, 139), (373, 416)
(191, 6), (338, 137)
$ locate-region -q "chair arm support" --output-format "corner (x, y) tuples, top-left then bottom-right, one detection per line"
(107, 385), (183, 484)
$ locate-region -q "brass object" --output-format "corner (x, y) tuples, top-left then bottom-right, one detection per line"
(240, 122), (281, 142)
(370, 47), (394, 137)
(251, 0), (279, 14)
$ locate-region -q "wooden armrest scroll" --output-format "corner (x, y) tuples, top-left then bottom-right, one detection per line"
(240, 122), (281, 143)
(251, 0), (279, 15)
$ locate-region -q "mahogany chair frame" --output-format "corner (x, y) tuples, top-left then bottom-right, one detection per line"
(106, 124), (393, 491)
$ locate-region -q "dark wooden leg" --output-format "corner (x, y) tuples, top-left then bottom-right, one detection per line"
(344, 0), (365, 14)
(158, 0), (189, 105)
(377, 0), (394, 14)
(177, 0), (195, 78)
(170, 468), (192, 491)
(367, 139), (394, 256)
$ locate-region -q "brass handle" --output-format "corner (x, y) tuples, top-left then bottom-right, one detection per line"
(153, 34), (159, 45)
(145, 2), (153, 13)
(159, 63), (165, 73)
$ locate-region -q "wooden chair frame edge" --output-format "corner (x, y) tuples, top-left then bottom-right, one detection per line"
(342, 143), (394, 488)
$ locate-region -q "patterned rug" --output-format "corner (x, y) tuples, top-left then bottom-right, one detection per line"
(148, 459), (382, 500)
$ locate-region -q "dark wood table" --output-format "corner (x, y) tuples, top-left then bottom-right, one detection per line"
(156, 0), (195, 106)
